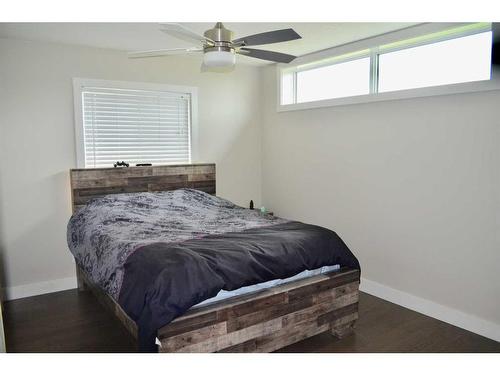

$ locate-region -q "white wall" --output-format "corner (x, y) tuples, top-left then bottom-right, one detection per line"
(0, 37), (262, 297)
(260, 65), (500, 339)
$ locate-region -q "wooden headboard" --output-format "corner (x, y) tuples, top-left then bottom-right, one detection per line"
(70, 163), (216, 213)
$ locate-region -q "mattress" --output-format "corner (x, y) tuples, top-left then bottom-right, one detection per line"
(194, 264), (340, 307)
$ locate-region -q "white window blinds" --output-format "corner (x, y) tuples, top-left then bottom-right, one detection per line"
(81, 86), (191, 168)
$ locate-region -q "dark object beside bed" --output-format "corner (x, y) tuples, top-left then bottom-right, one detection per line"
(68, 163), (360, 352)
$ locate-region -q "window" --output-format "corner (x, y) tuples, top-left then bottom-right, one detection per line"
(280, 23), (495, 109)
(378, 32), (492, 92)
(73, 79), (197, 168)
(296, 57), (370, 103)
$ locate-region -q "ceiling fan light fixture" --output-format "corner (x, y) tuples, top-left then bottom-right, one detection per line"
(203, 50), (236, 68)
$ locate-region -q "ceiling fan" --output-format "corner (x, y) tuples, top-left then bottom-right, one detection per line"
(128, 22), (302, 72)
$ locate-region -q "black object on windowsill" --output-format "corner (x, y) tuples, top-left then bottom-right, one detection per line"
(136, 163), (153, 167)
(114, 161), (129, 168)
(250, 200), (254, 210)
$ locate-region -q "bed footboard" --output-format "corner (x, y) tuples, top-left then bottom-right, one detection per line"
(76, 265), (359, 352)
(331, 321), (356, 339)
(158, 268), (360, 353)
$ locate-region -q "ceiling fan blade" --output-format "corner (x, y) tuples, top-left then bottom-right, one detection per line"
(238, 48), (297, 63)
(128, 47), (202, 59)
(159, 23), (213, 45)
(233, 28), (301, 46)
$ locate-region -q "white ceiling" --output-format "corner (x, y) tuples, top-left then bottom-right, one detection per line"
(0, 22), (419, 65)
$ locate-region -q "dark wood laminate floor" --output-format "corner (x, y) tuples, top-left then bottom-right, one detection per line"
(3, 289), (499, 353)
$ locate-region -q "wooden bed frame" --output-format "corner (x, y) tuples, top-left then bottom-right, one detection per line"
(70, 163), (359, 352)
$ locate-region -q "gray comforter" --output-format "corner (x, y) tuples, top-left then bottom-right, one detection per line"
(67, 189), (287, 299)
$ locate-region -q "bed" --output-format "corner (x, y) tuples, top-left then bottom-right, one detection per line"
(68, 163), (360, 352)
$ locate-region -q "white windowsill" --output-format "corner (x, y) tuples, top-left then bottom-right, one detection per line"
(277, 78), (500, 112)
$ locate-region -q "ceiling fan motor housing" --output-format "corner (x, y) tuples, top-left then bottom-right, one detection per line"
(204, 22), (235, 54)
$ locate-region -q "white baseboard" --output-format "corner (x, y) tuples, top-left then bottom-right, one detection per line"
(3, 276), (77, 301)
(360, 277), (500, 342)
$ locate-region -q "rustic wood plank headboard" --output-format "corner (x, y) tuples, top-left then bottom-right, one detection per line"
(70, 163), (216, 213)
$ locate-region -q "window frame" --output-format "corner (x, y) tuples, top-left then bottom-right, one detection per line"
(294, 54), (372, 103)
(73, 78), (199, 168)
(278, 22), (500, 112)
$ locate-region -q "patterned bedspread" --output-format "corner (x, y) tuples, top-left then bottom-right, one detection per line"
(67, 189), (287, 299)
